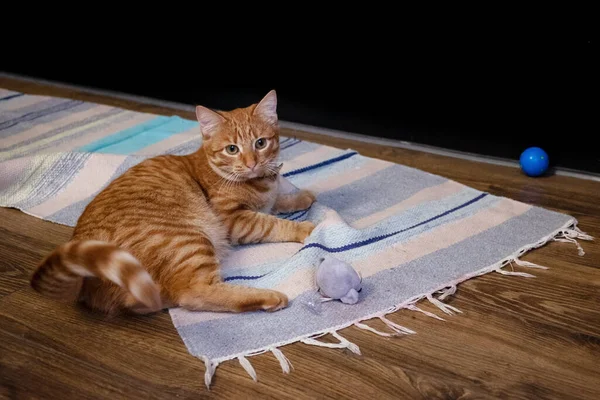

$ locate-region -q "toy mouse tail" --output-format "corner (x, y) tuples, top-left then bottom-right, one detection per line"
(319, 297), (334, 303)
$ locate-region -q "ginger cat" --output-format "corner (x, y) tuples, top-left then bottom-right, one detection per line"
(30, 90), (316, 316)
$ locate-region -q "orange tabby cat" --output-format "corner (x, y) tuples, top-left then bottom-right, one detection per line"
(30, 90), (316, 316)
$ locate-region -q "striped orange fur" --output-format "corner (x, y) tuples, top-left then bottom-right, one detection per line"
(30, 90), (316, 316)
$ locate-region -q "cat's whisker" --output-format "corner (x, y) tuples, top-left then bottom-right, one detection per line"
(214, 169), (241, 194)
(215, 174), (231, 194)
(217, 171), (239, 194)
(220, 171), (243, 194)
(224, 176), (237, 193)
(264, 163), (281, 177)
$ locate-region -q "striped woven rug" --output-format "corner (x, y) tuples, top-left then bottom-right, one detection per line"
(0, 88), (593, 387)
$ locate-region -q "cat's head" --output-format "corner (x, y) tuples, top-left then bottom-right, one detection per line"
(195, 90), (281, 181)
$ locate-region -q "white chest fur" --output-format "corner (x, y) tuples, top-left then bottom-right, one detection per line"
(259, 175), (298, 214)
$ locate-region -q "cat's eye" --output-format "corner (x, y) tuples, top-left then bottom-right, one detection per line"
(225, 145), (239, 155)
(255, 138), (267, 150)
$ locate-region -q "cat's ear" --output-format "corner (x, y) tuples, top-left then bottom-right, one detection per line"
(195, 106), (225, 140)
(253, 89), (278, 126)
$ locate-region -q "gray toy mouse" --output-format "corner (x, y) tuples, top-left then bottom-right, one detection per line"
(315, 255), (362, 304)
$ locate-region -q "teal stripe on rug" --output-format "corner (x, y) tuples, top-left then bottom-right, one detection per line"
(78, 116), (198, 154)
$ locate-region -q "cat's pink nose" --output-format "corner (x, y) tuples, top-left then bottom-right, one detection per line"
(245, 160), (257, 170)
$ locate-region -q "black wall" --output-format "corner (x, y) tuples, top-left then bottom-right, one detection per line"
(3, 33), (596, 174)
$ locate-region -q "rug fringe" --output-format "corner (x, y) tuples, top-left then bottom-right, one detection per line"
(495, 267), (537, 278)
(196, 220), (594, 389)
(553, 227), (593, 256)
(406, 304), (446, 321)
(513, 257), (548, 269)
(426, 294), (462, 315)
(437, 284), (457, 301)
(331, 331), (362, 354)
(202, 356), (219, 390)
(238, 355), (258, 381)
(378, 316), (416, 335)
(301, 331), (362, 355)
(354, 321), (396, 337)
(271, 347), (293, 374)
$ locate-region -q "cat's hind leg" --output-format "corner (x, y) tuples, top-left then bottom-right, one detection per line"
(161, 235), (288, 313)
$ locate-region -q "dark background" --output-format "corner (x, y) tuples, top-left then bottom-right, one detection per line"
(2, 31), (596, 174)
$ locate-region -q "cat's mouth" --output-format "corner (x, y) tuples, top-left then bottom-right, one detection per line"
(244, 170), (261, 179)
(226, 167), (265, 181)
(244, 167), (271, 179)
(242, 162), (279, 179)
(224, 161), (278, 181)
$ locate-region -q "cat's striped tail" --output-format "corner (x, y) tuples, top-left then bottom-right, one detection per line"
(30, 240), (162, 311)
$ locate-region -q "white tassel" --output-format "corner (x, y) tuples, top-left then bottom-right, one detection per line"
(354, 321), (395, 337)
(330, 331), (362, 355)
(202, 356), (218, 389)
(426, 294), (462, 315)
(271, 348), (293, 374)
(238, 355), (258, 382)
(444, 303), (462, 314)
(554, 237), (586, 256)
(495, 268), (536, 278)
(302, 332), (361, 355)
(570, 226), (594, 241)
(379, 315), (416, 334)
(406, 304), (446, 321)
(301, 337), (347, 349)
(513, 258), (548, 269)
(438, 285), (457, 300)
(554, 228), (594, 256)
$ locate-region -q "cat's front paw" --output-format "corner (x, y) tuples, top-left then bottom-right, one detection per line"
(295, 221), (316, 243)
(296, 190), (316, 210)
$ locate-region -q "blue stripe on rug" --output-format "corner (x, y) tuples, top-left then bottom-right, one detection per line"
(280, 139), (302, 151)
(224, 273), (267, 282)
(78, 116), (197, 154)
(283, 151), (358, 177)
(300, 193), (488, 253)
(0, 93), (24, 102)
(0, 100), (83, 131)
(2, 108), (125, 152)
(290, 209), (310, 221)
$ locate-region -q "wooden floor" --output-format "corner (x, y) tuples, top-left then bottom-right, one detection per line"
(1, 76), (599, 400)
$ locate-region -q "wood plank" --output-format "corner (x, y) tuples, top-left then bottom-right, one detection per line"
(1, 75), (599, 399)
(0, 208), (72, 298)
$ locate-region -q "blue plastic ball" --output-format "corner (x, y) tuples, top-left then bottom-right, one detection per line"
(519, 147), (549, 177)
